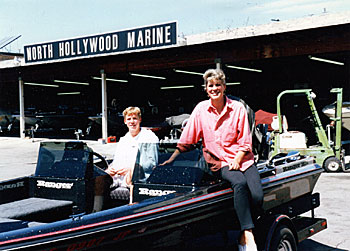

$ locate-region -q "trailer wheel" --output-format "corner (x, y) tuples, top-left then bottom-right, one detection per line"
(324, 157), (342, 172)
(270, 225), (297, 251)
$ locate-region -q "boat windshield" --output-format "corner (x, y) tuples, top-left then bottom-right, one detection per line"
(121, 142), (214, 186)
(35, 141), (90, 179)
(34, 141), (214, 185)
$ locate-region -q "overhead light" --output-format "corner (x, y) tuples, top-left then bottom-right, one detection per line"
(160, 85), (195, 90)
(24, 82), (59, 88)
(54, 80), (89, 85)
(130, 73), (166, 80)
(173, 69), (203, 76)
(308, 56), (344, 66)
(225, 64), (262, 73)
(92, 77), (128, 83)
(57, 92), (81, 95)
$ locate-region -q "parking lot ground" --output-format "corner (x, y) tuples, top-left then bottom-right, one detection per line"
(298, 172), (350, 251)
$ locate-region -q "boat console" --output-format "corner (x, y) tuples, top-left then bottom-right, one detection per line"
(133, 147), (216, 202)
(0, 141), (110, 225)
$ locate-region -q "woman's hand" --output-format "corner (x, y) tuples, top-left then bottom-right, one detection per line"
(159, 149), (180, 166)
(228, 151), (246, 171)
(159, 159), (173, 166)
(228, 159), (240, 170)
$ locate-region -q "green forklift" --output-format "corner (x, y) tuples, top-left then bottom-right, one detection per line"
(268, 88), (349, 172)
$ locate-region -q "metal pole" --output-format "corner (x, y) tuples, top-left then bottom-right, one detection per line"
(18, 77), (25, 139)
(101, 70), (108, 142)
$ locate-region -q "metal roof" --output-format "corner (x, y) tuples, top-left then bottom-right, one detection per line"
(186, 11), (350, 45)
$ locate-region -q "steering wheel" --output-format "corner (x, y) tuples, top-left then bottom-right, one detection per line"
(92, 152), (109, 170)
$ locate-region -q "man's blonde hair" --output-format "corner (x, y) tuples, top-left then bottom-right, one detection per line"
(203, 69), (226, 90)
(123, 106), (141, 119)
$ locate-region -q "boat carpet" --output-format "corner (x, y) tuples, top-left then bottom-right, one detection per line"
(0, 197), (73, 222)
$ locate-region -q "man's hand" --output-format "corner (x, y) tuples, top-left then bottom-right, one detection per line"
(105, 167), (116, 176)
(106, 166), (129, 176)
(115, 167), (129, 176)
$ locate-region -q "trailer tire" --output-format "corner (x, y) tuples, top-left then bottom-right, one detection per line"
(270, 225), (297, 251)
(324, 157), (342, 172)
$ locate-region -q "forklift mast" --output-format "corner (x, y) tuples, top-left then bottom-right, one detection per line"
(329, 88), (343, 159)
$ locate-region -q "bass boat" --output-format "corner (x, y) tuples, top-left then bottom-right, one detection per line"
(0, 141), (327, 251)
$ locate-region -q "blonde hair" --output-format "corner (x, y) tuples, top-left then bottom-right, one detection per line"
(203, 69), (226, 90)
(123, 106), (141, 119)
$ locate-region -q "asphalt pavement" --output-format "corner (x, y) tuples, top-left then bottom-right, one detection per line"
(0, 137), (117, 182)
(0, 137), (349, 250)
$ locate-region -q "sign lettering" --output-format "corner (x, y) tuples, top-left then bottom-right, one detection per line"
(24, 21), (177, 64)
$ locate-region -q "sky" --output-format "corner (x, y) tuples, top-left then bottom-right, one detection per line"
(1, 0), (350, 53)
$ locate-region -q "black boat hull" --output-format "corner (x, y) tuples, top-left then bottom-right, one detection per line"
(0, 143), (324, 251)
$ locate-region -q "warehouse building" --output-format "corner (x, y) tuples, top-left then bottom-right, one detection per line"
(0, 12), (349, 141)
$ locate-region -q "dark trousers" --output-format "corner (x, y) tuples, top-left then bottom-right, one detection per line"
(219, 164), (263, 231)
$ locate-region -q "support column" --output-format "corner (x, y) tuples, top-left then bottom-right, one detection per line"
(101, 70), (108, 142)
(345, 57), (350, 101)
(215, 58), (222, 70)
(18, 77), (25, 139)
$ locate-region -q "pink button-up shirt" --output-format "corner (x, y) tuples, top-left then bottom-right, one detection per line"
(178, 97), (254, 172)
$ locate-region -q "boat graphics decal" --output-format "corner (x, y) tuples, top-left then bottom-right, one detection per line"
(138, 187), (176, 196)
(36, 180), (74, 190)
(61, 236), (106, 251)
(0, 181), (25, 191)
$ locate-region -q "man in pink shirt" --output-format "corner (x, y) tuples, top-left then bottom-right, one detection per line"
(162, 69), (263, 251)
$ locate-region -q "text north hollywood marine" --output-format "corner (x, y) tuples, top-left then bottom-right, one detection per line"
(24, 21), (177, 64)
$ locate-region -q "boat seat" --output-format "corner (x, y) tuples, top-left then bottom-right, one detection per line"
(110, 186), (130, 201)
(0, 197), (73, 222)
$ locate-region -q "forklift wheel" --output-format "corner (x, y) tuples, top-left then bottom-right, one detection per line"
(323, 157), (342, 172)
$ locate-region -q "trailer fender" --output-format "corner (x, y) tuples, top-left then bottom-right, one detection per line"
(258, 214), (298, 251)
